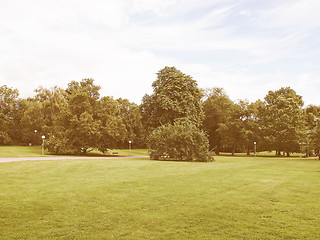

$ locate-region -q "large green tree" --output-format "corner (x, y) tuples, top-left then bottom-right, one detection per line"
(237, 100), (262, 155)
(304, 105), (320, 155)
(0, 85), (24, 145)
(46, 79), (126, 154)
(262, 87), (305, 156)
(202, 88), (233, 154)
(116, 98), (143, 148)
(142, 66), (209, 159)
(20, 86), (66, 145)
(216, 101), (247, 156)
(141, 66), (204, 131)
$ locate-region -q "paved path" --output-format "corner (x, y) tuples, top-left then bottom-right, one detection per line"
(0, 155), (149, 163)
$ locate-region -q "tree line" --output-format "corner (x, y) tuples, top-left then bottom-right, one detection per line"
(1, 66), (320, 158)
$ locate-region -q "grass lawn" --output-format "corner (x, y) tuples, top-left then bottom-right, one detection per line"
(0, 146), (49, 158)
(1, 156), (320, 239)
(0, 146), (148, 158)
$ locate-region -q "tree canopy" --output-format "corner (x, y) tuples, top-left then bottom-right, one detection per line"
(1, 67), (320, 157)
(141, 66), (204, 130)
(261, 87), (305, 156)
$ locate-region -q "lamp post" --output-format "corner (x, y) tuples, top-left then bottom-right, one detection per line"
(34, 130), (37, 145)
(42, 135), (45, 156)
(129, 140), (132, 156)
(254, 142), (257, 157)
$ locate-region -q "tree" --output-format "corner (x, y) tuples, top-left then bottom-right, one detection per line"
(261, 87), (305, 156)
(46, 79), (126, 154)
(19, 100), (43, 145)
(116, 98), (143, 148)
(33, 86), (66, 136)
(202, 88), (233, 154)
(0, 85), (21, 145)
(237, 100), (262, 155)
(142, 66), (208, 160)
(304, 105), (320, 155)
(148, 119), (212, 162)
(310, 120), (320, 156)
(216, 101), (247, 156)
(141, 66), (204, 131)
(20, 86), (66, 145)
(95, 96), (126, 152)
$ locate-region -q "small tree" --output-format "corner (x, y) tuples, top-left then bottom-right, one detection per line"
(147, 120), (212, 162)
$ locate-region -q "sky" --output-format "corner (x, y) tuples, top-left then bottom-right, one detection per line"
(1, 0), (320, 106)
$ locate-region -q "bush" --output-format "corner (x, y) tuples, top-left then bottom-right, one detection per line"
(147, 120), (213, 162)
(0, 131), (13, 145)
(45, 135), (77, 155)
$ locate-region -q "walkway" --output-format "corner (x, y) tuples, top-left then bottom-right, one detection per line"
(0, 155), (149, 163)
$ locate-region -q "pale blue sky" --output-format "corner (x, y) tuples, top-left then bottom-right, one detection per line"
(1, 0), (320, 105)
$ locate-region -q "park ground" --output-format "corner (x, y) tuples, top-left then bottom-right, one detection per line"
(0, 147), (320, 239)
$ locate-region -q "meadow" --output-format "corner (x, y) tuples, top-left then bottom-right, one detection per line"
(1, 152), (320, 239)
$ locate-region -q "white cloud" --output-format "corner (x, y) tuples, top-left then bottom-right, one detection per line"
(239, 9), (253, 17)
(261, 0), (320, 31)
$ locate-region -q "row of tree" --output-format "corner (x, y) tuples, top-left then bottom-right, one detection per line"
(1, 66), (320, 157)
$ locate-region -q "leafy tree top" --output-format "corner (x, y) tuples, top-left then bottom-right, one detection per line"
(141, 66), (204, 129)
(265, 87), (304, 108)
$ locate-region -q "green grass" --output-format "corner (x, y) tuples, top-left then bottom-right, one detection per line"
(0, 146), (49, 157)
(0, 146), (148, 158)
(1, 156), (320, 239)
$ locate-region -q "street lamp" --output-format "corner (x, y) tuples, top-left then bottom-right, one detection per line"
(42, 135), (45, 156)
(34, 130), (37, 145)
(254, 142), (257, 157)
(129, 140), (132, 156)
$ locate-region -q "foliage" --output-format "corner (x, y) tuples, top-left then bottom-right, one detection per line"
(221, 100), (261, 155)
(0, 85), (21, 145)
(236, 100), (261, 154)
(45, 79), (126, 154)
(304, 105), (320, 155)
(310, 121), (320, 153)
(148, 119), (212, 162)
(141, 66), (204, 131)
(116, 98), (143, 148)
(217, 101), (247, 155)
(202, 88), (234, 154)
(202, 89), (261, 155)
(18, 86), (67, 145)
(261, 87), (305, 156)
(2, 73), (320, 157)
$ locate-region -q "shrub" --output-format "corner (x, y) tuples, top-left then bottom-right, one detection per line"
(147, 120), (213, 162)
(45, 134), (76, 155)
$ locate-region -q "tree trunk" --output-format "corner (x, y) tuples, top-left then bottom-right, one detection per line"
(81, 148), (87, 155)
(232, 144), (236, 156)
(286, 152), (290, 157)
(215, 145), (220, 155)
(246, 146), (250, 155)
